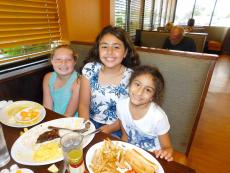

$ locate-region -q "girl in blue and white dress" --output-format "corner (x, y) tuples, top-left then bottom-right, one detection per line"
(117, 65), (174, 161)
(79, 25), (140, 137)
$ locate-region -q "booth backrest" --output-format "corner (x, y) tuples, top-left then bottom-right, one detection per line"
(139, 31), (169, 48)
(135, 30), (207, 53)
(71, 42), (217, 154)
(0, 60), (51, 104)
(136, 48), (217, 154)
(71, 42), (93, 72)
(205, 26), (228, 42)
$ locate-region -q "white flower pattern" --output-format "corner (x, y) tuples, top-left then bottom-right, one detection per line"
(82, 62), (132, 124)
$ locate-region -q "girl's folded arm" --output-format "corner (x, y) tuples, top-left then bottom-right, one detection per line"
(64, 78), (81, 117)
(42, 73), (53, 110)
(78, 76), (91, 120)
(120, 120), (128, 142)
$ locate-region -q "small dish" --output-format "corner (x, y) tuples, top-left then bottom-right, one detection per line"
(10, 168), (34, 173)
(0, 101), (46, 128)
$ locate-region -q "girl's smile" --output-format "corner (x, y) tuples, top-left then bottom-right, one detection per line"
(129, 74), (155, 108)
(51, 48), (76, 77)
(99, 33), (127, 69)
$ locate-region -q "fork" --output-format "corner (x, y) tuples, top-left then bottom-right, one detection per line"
(48, 121), (91, 133)
(83, 128), (102, 137)
(48, 126), (89, 133)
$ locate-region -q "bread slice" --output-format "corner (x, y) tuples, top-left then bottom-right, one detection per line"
(124, 149), (157, 173)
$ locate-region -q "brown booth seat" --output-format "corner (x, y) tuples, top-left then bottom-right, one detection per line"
(208, 40), (222, 52)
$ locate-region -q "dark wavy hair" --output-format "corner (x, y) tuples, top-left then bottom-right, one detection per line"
(83, 25), (140, 68)
(129, 65), (165, 105)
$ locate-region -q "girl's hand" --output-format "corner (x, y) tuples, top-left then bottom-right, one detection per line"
(100, 124), (111, 134)
(154, 148), (174, 162)
(100, 120), (120, 134)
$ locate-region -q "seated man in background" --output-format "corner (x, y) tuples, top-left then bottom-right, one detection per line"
(163, 26), (196, 52)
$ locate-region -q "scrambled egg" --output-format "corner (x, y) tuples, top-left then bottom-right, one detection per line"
(33, 141), (62, 162)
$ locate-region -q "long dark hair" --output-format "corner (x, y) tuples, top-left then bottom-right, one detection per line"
(129, 65), (165, 105)
(84, 25), (140, 68)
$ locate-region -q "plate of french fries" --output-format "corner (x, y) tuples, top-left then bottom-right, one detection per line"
(86, 139), (164, 173)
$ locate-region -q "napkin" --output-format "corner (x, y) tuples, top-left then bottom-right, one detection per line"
(0, 100), (13, 109)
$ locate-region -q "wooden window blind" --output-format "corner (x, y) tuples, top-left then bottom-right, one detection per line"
(0, 0), (61, 65)
(129, 0), (141, 37)
(115, 0), (175, 37)
(115, 0), (127, 30)
(115, 0), (142, 38)
(143, 0), (153, 30)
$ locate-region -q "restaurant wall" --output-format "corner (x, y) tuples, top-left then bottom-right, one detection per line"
(61, 0), (111, 42)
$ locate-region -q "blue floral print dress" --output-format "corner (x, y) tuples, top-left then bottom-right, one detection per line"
(82, 62), (132, 125)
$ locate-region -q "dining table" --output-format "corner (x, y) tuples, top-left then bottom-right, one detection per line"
(1, 108), (196, 173)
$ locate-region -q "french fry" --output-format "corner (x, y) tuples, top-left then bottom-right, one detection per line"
(90, 139), (157, 173)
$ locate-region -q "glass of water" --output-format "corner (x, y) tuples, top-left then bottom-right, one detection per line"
(0, 124), (10, 167)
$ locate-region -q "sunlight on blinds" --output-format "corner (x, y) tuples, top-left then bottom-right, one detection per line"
(0, 0), (61, 65)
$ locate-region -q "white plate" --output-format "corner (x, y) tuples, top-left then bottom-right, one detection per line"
(11, 117), (96, 166)
(86, 140), (164, 173)
(0, 101), (46, 128)
(10, 168), (34, 173)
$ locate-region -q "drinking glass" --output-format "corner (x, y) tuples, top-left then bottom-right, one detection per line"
(60, 132), (85, 173)
(0, 124), (10, 167)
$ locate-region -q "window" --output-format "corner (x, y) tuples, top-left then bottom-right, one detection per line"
(114, 0), (176, 36)
(145, 0), (176, 29)
(174, 0), (194, 25)
(152, 0), (162, 29)
(129, 0), (142, 36)
(143, 0), (153, 30)
(193, 0), (216, 26)
(115, 0), (142, 37)
(211, 0), (230, 26)
(0, 0), (61, 66)
(115, 0), (127, 29)
(174, 0), (230, 27)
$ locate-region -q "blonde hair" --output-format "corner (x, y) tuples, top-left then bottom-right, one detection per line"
(50, 45), (78, 61)
(165, 22), (174, 32)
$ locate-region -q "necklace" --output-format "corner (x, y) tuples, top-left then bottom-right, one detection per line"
(101, 65), (125, 77)
(99, 65), (125, 85)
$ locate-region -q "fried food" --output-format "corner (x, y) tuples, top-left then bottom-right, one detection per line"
(90, 139), (157, 173)
(125, 149), (157, 173)
(90, 139), (126, 173)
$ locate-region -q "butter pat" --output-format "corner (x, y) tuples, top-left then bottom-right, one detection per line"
(20, 131), (24, 136)
(20, 128), (29, 136)
(48, 164), (59, 173)
(24, 128), (28, 132)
